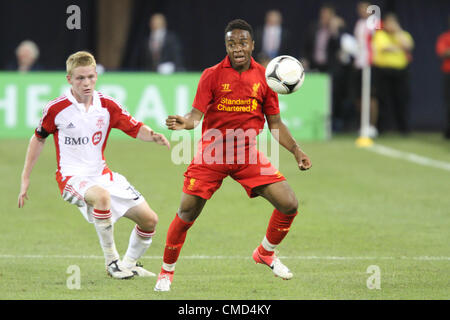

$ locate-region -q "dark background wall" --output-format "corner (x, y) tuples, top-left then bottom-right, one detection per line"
(1, 0), (449, 131)
(0, 0), (97, 71)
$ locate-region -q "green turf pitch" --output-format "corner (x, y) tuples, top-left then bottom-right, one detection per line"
(0, 133), (449, 299)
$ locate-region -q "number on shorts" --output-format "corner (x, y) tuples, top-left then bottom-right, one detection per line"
(127, 185), (142, 200)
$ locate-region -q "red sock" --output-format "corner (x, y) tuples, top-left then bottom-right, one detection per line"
(163, 214), (194, 266)
(259, 209), (297, 255)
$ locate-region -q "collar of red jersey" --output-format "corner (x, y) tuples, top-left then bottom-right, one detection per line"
(223, 55), (256, 69)
(65, 89), (102, 112)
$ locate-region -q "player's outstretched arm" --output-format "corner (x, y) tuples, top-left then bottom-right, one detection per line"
(136, 125), (170, 149)
(266, 114), (312, 171)
(18, 135), (46, 208)
(166, 107), (204, 131)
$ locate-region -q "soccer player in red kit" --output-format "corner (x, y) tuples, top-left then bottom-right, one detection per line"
(154, 19), (312, 291)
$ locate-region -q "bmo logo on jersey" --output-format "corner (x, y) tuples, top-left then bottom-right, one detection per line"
(64, 131), (103, 146)
(64, 136), (89, 145)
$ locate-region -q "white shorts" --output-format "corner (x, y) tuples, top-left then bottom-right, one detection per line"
(61, 172), (145, 224)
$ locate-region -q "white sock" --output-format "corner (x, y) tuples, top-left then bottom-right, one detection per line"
(123, 225), (154, 268)
(162, 262), (176, 272)
(94, 217), (119, 266)
(261, 235), (277, 252)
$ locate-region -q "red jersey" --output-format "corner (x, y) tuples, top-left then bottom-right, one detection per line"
(192, 56), (279, 163)
(436, 31), (450, 73)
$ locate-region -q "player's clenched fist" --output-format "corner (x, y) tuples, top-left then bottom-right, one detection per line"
(166, 115), (186, 130)
(299, 154), (312, 171)
(294, 149), (312, 171)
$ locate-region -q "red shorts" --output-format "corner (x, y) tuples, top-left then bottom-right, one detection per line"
(183, 150), (286, 199)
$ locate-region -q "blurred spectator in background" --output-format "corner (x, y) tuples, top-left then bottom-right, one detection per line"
(254, 9), (291, 67)
(302, 4), (344, 72)
(435, 15), (450, 139)
(303, 4), (354, 132)
(7, 40), (43, 72)
(372, 13), (414, 134)
(352, 1), (379, 138)
(255, 52), (271, 69)
(135, 13), (184, 74)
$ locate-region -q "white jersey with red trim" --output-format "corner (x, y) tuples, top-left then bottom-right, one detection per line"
(35, 89), (143, 179)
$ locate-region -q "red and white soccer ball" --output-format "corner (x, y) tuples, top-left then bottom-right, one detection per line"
(265, 55), (305, 94)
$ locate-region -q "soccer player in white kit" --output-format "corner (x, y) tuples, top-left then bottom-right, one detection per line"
(17, 51), (171, 279)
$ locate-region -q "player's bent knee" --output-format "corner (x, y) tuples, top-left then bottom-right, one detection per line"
(86, 186), (111, 209)
(140, 209), (158, 232)
(146, 213), (159, 231)
(177, 195), (206, 222)
(177, 209), (199, 223)
(278, 197), (299, 215)
(96, 191), (111, 209)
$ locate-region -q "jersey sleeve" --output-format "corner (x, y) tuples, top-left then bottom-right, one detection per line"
(35, 103), (57, 139)
(192, 69), (214, 113)
(262, 86), (280, 115)
(105, 98), (143, 138)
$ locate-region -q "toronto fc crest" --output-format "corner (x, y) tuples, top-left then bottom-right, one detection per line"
(96, 117), (105, 129)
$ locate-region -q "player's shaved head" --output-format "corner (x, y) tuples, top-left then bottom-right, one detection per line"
(66, 51), (96, 76)
(225, 19), (254, 40)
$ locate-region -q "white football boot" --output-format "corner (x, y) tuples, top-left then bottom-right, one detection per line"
(154, 271), (174, 292)
(128, 262), (156, 277)
(253, 247), (293, 280)
(106, 260), (134, 279)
